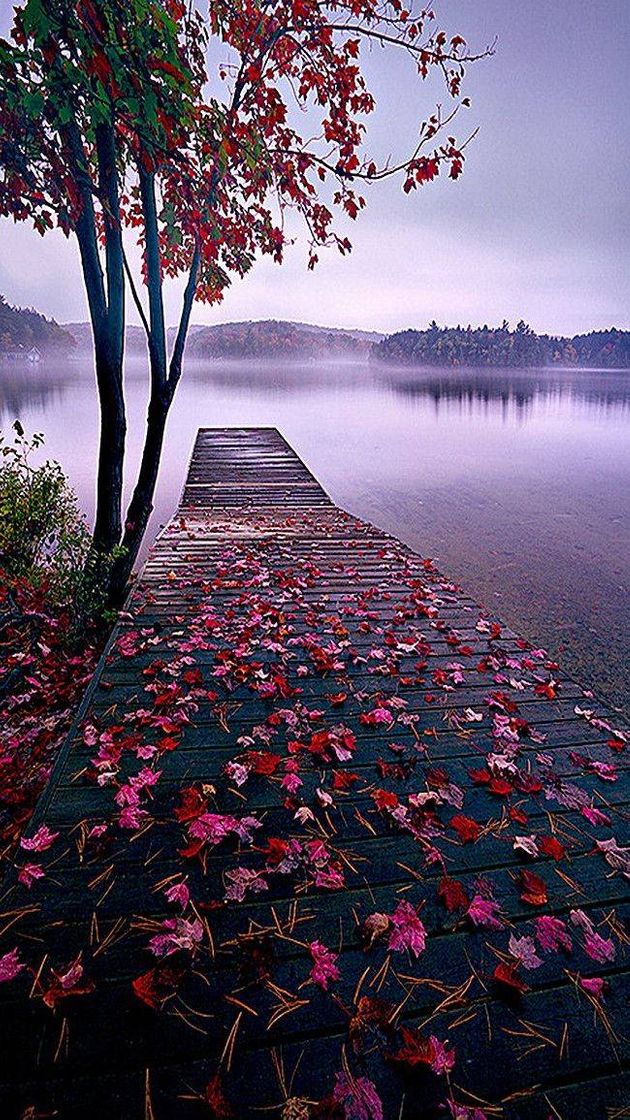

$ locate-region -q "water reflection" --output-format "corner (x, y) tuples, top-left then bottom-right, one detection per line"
(0, 366), (76, 422)
(2, 358), (630, 428)
(379, 367), (630, 423)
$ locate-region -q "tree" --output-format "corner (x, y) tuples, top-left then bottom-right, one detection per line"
(0, 0), (490, 600)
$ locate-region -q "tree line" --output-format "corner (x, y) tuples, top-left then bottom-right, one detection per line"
(374, 321), (630, 368)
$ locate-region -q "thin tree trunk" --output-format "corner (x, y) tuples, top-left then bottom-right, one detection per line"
(74, 214), (126, 555)
(68, 117), (126, 557)
(92, 351), (126, 554)
(106, 195), (201, 601)
(109, 386), (170, 598)
(93, 123), (126, 554)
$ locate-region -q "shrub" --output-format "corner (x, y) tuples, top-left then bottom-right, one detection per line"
(0, 421), (113, 628)
(0, 423), (109, 852)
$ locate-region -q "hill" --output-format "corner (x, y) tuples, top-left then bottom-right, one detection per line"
(185, 319), (381, 360)
(0, 295), (76, 357)
(62, 322), (150, 355)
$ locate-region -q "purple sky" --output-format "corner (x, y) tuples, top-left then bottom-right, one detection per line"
(0, 0), (628, 335)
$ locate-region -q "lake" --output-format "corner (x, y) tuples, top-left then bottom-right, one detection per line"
(1, 357), (628, 715)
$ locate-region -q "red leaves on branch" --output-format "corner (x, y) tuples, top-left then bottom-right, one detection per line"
(0, 0), (484, 304)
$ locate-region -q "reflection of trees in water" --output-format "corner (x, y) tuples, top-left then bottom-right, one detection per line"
(1, 360), (629, 427)
(0, 369), (74, 423)
(380, 368), (630, 422)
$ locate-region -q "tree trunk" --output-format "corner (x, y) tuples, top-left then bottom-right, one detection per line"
(105, 226), (200, 603)
(92, 347), (126, 555)
(108, 387), (171, 600)
(92, 123), (126, 555)
(70, 118), (126, 560)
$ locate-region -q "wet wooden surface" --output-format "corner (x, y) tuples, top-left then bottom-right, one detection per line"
(0, 427), (628, 1120)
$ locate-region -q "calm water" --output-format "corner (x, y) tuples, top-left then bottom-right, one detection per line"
(1, 358), (629, 715)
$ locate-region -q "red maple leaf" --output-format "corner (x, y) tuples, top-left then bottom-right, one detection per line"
(519, 869), (548, 906)
(372, 788), (399, 811)
(437, 875), (469, 912)
(132, 964), (183, 1009)
(205, 1073), (233, 1118)
(332, 770), (358, 790)
(538, 835), (566, 861)
(450, 814), (480, 843)
(493, 961), (529, 994)
(390, 1026), (455, 1073)
(488, 777), (513, 797)
(173, 785), (207, 822)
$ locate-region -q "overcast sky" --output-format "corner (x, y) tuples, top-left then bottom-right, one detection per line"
(0, 0), (628, 335)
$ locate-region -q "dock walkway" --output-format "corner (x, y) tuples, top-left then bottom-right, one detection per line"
(0, 428), (628, 1119)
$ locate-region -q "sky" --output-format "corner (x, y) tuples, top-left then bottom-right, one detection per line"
(0, 0), (628, 336)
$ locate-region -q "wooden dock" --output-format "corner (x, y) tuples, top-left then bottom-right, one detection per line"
(0, 427), (628, 1119)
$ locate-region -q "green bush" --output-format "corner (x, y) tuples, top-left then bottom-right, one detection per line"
(0, 421), (112, 628)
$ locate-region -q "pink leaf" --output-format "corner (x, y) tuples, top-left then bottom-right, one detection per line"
(570, 909), (616, 963)
(0, 948), (25, 983)
(466, 894), (502, 930)
(20, 824), (59, 852)
(508, 933), (543, 970)
(224, 866), (268, 903)
(309, 941), (340, 990)
(579, 976), (606, 999)
(149, 916), (203, 958)
(17, 862), (45, 889)
(387, 899), (427, 957)
(164, 881), (190, 908)
(332, 1071), (383, 1120)
(535, 915), (572, 953)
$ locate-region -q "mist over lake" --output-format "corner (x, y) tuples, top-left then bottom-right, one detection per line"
(1, 357), (628, 713)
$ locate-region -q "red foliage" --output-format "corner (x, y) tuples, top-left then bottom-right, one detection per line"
(132, 964), (183, 1010)
(0, 1), (486, 300)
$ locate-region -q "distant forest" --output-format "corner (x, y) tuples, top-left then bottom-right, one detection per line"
(2, 298), (629, 368)
(0, 295), (76, 355)
(374, 321), (630, 368)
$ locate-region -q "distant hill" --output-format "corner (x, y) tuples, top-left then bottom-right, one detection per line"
(185, 319), (382, 360)
(373, 321), (630, 369)
(63, 322), (149, 355)
(0, 295), (75, 357)
(64, 318), (382, 360)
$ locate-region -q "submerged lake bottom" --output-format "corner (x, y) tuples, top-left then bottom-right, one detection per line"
(1, 358), (628, 715)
